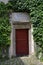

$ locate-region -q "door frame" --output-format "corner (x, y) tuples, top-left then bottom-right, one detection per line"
(9, 23), (34, 57)
(13, 23), (30, 56)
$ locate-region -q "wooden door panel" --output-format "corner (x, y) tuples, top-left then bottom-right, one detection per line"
(16, 29), (29, 56)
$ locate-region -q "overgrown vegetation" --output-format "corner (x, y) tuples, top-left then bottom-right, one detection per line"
(0, 0), (43, 59)
(0, 2), (11, 58)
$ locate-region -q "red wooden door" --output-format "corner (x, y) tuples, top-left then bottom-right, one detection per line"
(16, 29), (29, 56)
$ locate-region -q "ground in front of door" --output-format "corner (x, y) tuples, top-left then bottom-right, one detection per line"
(0, 55), (43, 65)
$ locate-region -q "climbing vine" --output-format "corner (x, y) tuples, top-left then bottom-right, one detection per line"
(0, 0), (43, 58)
(0, 2), (11, 58)
(0, 2), (11, 47)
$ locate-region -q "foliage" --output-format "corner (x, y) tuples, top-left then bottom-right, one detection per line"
(0, 2), (11, 47)
(0, 2), (11, 58)
(0, 0), (43, 58)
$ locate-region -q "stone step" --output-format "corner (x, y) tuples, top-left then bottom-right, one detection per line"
(0, 55), (43, 65)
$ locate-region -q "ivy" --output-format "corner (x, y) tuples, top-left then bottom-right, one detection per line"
(0, 2), (11, 47)
(0, 0), (43, 58)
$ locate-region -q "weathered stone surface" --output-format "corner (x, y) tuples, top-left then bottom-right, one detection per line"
(0, 0), (8, 4)
(10, 12), (30, 24)
(9, 12), (34, 57)
(0, 55), (43, 65)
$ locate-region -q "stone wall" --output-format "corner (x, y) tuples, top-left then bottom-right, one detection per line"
(9, 12), (34, 58)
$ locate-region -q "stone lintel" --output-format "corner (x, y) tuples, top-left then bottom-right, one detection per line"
(10, 12), (30, 24)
